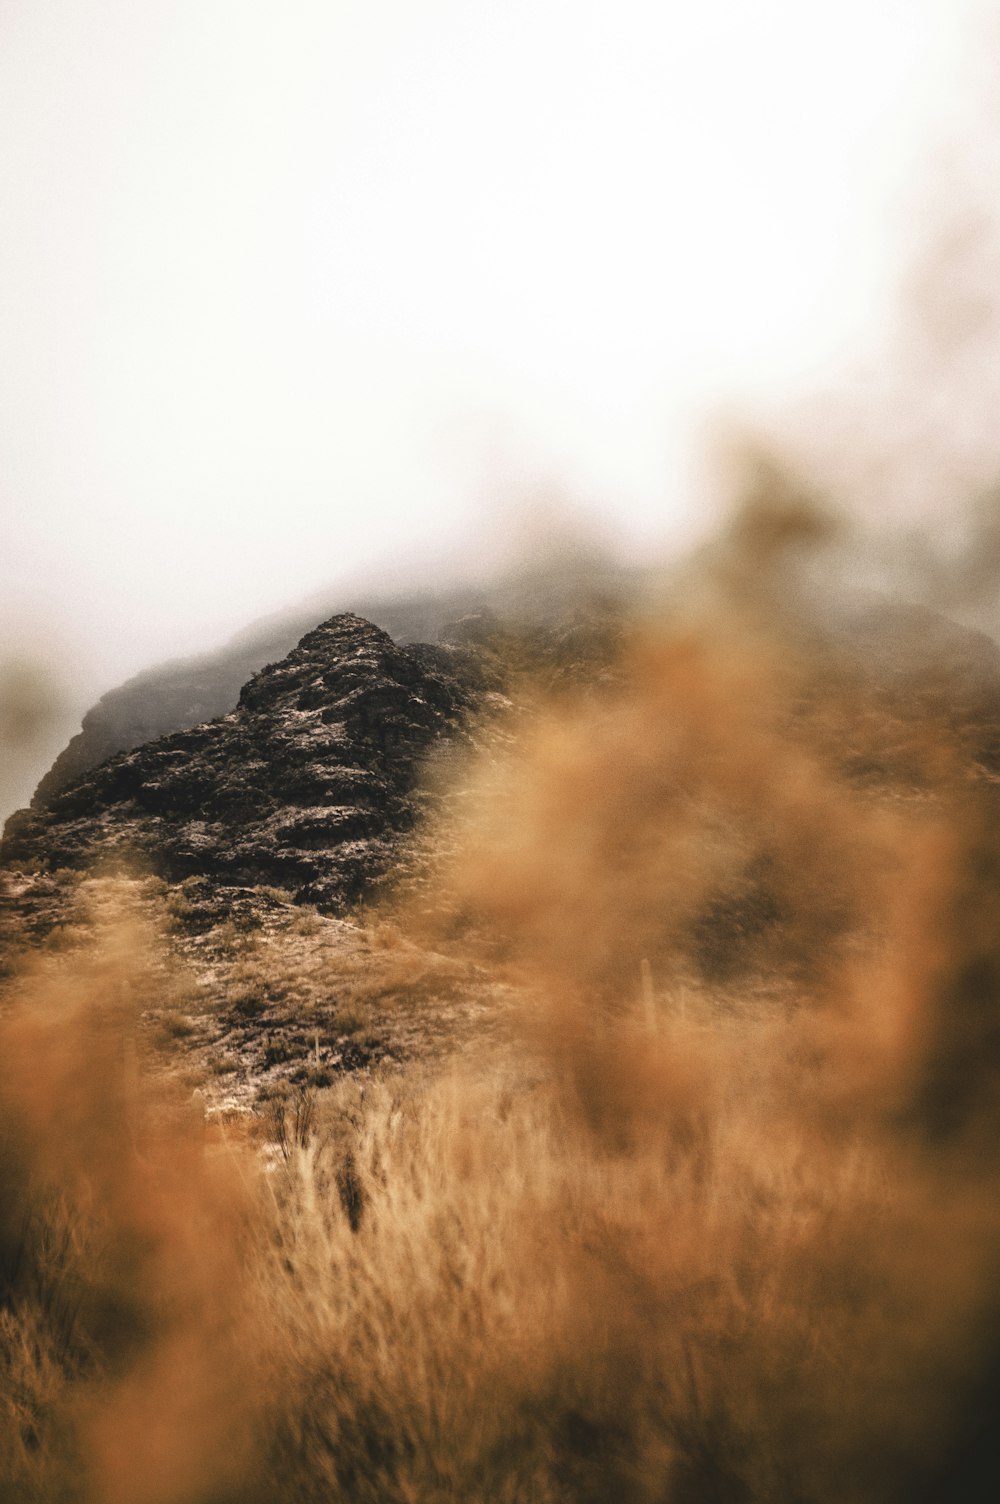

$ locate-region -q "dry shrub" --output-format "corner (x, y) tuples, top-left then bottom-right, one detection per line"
(370, 590), (1000, 1500)
(4, 545), (1000, 1500)
(0, 904), (268, 1504)
(237, 589), (1000, 1502)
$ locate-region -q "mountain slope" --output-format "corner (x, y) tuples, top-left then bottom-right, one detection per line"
(2, 615), (492, 913)
(31, 562), (634, 807)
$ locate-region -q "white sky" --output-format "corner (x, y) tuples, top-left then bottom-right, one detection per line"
(0, 0), (989, 706)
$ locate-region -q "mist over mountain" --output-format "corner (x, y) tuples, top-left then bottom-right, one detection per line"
(2, 613), (487, 905)
(20, 554), (635, 819)
(7, 563), (1000, 947)
(6, 2), (1000, 1495)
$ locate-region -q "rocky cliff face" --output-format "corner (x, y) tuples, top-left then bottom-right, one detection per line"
(2, 615), (493, 913)
(31, 563), (635, 808)
(28, 588), (494, 809)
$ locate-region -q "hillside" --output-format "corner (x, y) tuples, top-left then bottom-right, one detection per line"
(30, 560), (634, 807)
(2, 587), (1000, 1503)
(3, 615), (497, 914)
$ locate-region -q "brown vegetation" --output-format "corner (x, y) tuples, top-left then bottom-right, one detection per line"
(1, 544), (999, 1501)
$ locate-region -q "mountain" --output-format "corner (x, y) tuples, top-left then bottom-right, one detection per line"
(27, 589), (489, 809)
(9, 584), (1000, 955)
(1, 615), (495, 915)
(30, 561), (635, 809)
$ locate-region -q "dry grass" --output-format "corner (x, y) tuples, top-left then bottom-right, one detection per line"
(2, 584), (1000, 1501)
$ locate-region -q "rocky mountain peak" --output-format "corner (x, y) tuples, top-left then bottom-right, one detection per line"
(1, 614), (486, 915)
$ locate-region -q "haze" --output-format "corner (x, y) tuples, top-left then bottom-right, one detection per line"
(0, 0), (991, 805)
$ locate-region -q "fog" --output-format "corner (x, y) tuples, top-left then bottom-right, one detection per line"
(0, 0), (996, 815)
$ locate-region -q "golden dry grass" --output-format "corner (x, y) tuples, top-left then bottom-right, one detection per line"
(2, 586), (1000, 1502)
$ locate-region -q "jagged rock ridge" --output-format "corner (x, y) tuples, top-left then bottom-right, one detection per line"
(32, 561), (636, 807)
(29, 588), (497, 808)
(2, 615), (491, 912)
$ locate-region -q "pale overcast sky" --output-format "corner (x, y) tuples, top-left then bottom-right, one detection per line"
(0, 0), (990, 714)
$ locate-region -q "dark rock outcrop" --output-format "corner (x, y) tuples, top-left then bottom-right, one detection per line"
(29, 589), (494, 809)
(31, 563), (636, 809)
(2, 615), (491, 912)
